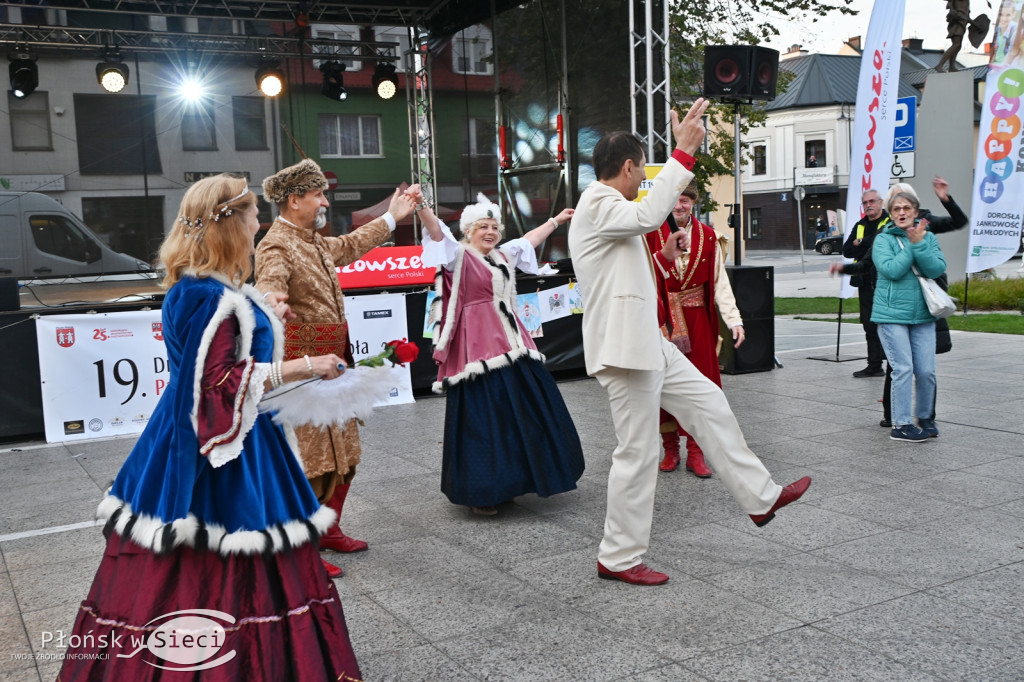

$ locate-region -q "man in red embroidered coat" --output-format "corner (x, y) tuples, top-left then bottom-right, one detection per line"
(644, 182), (745, 477)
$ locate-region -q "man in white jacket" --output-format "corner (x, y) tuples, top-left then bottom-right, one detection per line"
(568, 98), (811, 586)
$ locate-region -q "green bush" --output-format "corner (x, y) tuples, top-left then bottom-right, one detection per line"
(947, 276), (1024, 312)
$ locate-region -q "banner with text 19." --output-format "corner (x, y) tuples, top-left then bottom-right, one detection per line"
(36, 310), (166, 443)
(839, 0), (905, 298)
(967, 4), (1024, 273)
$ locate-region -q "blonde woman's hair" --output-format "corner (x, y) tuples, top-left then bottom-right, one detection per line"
(159, 174), (256, 289)
(461, 218), (504, 244)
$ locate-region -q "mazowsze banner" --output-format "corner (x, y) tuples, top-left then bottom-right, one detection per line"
(336, 245), (435, 289)
(967, 2), (1024, 273)
(36, 294), (414, 442)
(840, 0), (905, 297)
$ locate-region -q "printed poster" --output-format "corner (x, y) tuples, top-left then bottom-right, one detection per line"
(516, 291), (544, 338)
(539, 284), (571, 322)
(569, 281), (584, 314)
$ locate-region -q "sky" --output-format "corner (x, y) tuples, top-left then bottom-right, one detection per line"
(764, 0), (987, 56)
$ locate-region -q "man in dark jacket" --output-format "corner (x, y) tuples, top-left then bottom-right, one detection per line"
(843, 189), (890, 378)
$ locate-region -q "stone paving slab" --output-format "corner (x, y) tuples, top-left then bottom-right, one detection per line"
(1, 318), (1022, 681)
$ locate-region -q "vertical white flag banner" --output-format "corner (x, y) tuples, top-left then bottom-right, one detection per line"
(840, 0), (905, 297)
(967, 2), (1024, 273)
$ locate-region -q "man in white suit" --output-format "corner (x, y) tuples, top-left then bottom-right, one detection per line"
(569, 98), (811, 586)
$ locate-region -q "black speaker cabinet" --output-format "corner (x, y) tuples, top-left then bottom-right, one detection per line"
(719, 265), (774, 374)
(703, 45), (780, 101)
(0, 278), (19, 312)
(749, 46), (780, 100)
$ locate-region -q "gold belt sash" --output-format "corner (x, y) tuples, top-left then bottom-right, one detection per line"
(283, 321), (348, 361)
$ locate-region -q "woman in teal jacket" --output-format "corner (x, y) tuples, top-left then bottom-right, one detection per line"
(871, 191), (947, 442)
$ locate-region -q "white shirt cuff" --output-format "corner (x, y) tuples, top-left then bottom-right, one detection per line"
(383, 212), (397, 231)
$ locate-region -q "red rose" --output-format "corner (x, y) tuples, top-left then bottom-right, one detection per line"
(385, 338), (420, 365)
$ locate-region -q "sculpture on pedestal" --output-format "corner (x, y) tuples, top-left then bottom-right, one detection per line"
(935, 0), (990, 72)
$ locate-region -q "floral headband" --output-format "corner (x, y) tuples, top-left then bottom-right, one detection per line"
(177, 187), (250, 240)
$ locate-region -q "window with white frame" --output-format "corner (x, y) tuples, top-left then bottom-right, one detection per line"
(752, 144), (767, 176)
(374, 26), (414, 72)
(311, 24), (361, 71)
(8, 91), (52, 151)
(319, 114), (381, 157)
(452, 25), (493, 75)
(804, 139), (826, 167)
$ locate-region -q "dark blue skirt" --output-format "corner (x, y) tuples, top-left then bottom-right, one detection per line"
(441, 357), (585, 507)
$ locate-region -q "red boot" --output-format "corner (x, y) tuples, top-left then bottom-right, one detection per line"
(659, 431), (681, 472)
(321, 557), (343, 579)
(684, 439), (713, 478)
(319, 483), (368, 553)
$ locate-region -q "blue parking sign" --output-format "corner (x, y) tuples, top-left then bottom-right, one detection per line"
(893, 96), (916, 152)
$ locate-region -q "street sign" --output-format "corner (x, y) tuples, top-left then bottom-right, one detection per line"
(324, 170), (339, 190)
(893, 96), (916, 152)
(891, 152), (915, 179)
(793, 186), (806, 201)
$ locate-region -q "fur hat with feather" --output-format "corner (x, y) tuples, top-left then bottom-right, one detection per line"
(459, 193), (504, 236)
(262, 158), (328, 205)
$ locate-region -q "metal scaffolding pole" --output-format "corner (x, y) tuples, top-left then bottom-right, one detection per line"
(629, 0), (670, 163)
(405, 28), (438, 244)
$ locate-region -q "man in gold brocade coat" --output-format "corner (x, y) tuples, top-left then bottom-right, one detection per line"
(255, 158), (415, 578)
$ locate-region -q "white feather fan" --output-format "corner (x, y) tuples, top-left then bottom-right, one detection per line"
(258, 367), (397, 428)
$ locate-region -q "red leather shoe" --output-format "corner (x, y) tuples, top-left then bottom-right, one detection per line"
(684, 442), (712, 478)
(597, 561), (669, 586)
(321, 557), (344, 579)
(750, 476), (812, 527)
(319, 526), (368, 553)
(659, 451), (680, 472)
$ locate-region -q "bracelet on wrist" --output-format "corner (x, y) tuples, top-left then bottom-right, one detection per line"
(415, 202), (428, 211)
(304, 354), (317, 378)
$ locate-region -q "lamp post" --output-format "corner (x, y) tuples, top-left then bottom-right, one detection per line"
(733, 103), (743, 266)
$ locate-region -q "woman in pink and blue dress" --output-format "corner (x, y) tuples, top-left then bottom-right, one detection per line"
(412, 188), (585, 516)
(58, 174), (363, 681)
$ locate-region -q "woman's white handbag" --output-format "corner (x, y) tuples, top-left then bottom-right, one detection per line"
(897, 238), (956, 319)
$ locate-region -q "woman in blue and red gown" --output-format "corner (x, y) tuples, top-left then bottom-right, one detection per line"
(58, 175), (362, 681)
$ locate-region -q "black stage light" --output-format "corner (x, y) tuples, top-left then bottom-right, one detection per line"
(372, 61), (398, 100)
(96, 49), (130, 93)
(9, 51), (38, 99)
(255, 61), (285, 97)
(320, 61), (348, 101)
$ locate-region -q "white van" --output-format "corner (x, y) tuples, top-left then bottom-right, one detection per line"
(0, 191), (150, 279)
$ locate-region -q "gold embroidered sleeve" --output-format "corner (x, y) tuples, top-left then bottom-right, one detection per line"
(254, 237), (293, 295)
(325, 218), (392, 267)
